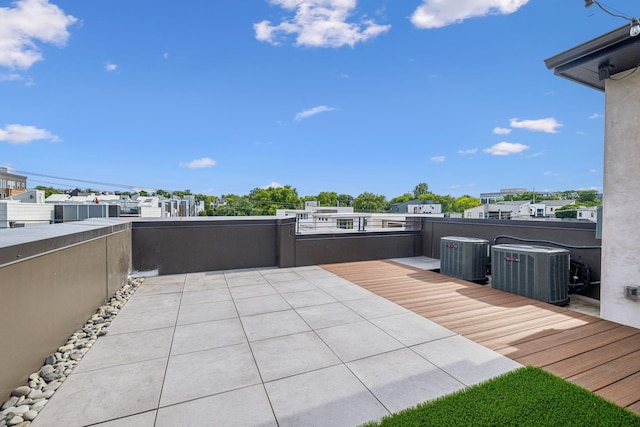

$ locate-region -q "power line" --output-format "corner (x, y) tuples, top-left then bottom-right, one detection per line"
(1, 165), (155, 191)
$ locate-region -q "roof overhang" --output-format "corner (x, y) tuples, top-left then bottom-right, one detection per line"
(544, 23), (640, 91)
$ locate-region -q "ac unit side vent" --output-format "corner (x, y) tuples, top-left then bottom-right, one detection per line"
(491, 244), (569, 306)
(440, 236), (489, 283)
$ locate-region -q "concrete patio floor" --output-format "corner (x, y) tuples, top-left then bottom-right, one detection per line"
(32, 259), (521, 427)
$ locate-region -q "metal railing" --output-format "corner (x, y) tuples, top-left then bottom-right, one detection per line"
(295, 216), (423, 234)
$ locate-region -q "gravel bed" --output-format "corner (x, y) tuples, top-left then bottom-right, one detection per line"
(0, 277), (144, 427)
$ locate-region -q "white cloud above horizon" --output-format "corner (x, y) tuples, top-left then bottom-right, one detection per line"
(510, 117), (562, 133)
(254, 0), (390, 48)
(493, 126), (511, 135)
(458, 148), (478, 155)
(104, 62), (117, 72)
(484, 141), (529, 156)
(295, 105), (335, 120)
(431, 156), (446, 163)
(589, 113), (603, 119)
(410, 0), (529, 29)
(0, 124), (60, 144)
(261, 181), (283, 189)
(0, 0), (77, 69)
(179, 157), (217, 169)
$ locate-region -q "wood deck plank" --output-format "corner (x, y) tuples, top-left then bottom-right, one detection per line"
(544, 334), (640, 378)
(567, 352), (640, 391)
(596, 372), (640, 407)
(321, 259), (640, 414)
(516, 327), (640, 367)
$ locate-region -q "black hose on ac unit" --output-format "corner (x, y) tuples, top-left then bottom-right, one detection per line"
(492, 235), (601, 249)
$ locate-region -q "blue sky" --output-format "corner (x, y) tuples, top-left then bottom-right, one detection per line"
(0, 0), (635, 198)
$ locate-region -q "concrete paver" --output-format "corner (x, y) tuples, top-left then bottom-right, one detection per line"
(32, 261), (522, 427)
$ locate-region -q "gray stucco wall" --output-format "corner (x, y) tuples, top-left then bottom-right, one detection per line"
(601, 71), (640, 328)
(0, 220), (131, 402)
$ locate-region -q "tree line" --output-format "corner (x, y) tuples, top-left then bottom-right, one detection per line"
(35, 183), (600, 218)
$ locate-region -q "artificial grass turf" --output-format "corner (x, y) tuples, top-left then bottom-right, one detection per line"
(362, 366), (640, 427)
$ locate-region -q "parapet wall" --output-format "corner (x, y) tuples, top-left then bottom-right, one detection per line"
(0, 215), (601, 401)
(0, 219), (131, 402)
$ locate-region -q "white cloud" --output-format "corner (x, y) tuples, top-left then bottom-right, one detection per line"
(431, 156), (446, 163)
(458, 148), (478, 155)
(261, 181), (283, 189)
(295, 105), (335, 120)
(493, 126), (511, 135)
(179, 157), (217, 169)
(527, 151), (545, 158)
(449, 184), (461, 189)
(0, 0), (77, 69)
(483, 142), (529, 156)
(589, 169), (598, 173)
(510, 117), (562, 133)
(163, 52), (169, 59)
(0, 72), (22, 81)
(0, 123), (60, 144)
(254, 0), (390, 48)
(589, 113), (603, 119)
(410, 0), (528, 29)
(0, 72), (34, 86)
(104, 62), (117, 72)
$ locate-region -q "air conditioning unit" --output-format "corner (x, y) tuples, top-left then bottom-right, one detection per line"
(491, 244), (569, 306)
(440, 236), (489, 283)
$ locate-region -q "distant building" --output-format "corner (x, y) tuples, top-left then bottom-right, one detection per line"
(0, 190), (54, 228)
(0, 167), (27, 199)
(479, 188), (556, 204)
(464, 201), (530, 220)
(529, 200), (574, 218)
(465, 200), (576, 220)
(577, 206), (598, 223)
(389, 200), (442, 215)
(479, 189), (527, 204)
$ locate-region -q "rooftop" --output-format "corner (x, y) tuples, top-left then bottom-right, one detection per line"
(30, 258), (522, 426)
(26, 257), (636, 426)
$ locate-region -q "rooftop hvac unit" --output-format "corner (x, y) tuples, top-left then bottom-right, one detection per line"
(491, 244), (569, 306)
(440, 236), (489, 283)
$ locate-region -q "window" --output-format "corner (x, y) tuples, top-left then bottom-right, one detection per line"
(337, 219), (353, 229)
(297, 213), (308, 220)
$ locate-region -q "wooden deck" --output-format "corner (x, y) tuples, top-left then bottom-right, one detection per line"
(322, 259), (640, 414)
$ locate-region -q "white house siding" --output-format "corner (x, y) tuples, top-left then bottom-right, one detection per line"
(0, 202), (54, 228)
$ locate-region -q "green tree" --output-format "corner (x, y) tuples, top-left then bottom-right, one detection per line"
(35, 186), (58, 198)
(555, 204), (579, 219)
(413, 183), (429, 199)
(248, 185), (301, 215)
(212, 194), (256, 216)
(577, 190), (599, 205)
(432, 194), (456, 213)
(316, 191), (339, 207)
(337, 194), (353, 207)
(173, 189), (192, 198)
(353, 192), (388, 212)
(455, 195), (482, 212)
(389, 193), (414, 205)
